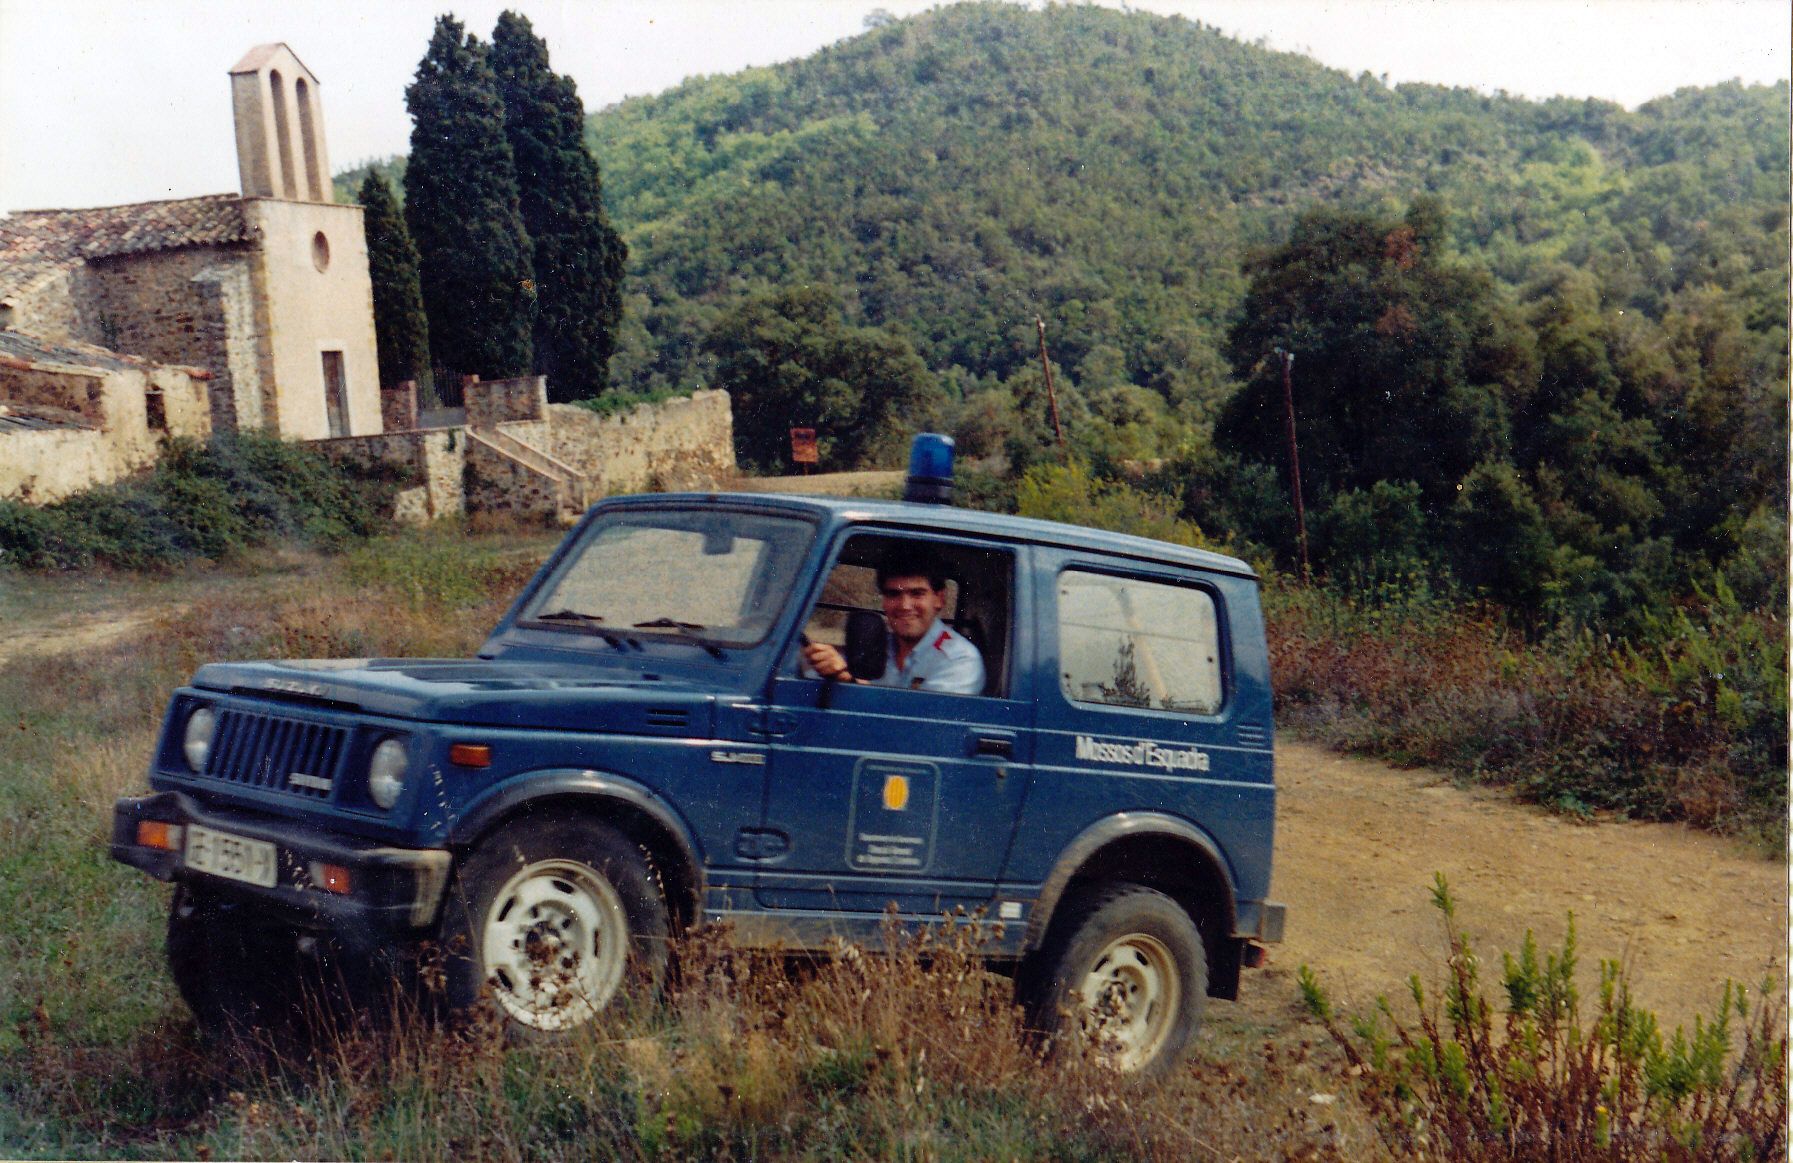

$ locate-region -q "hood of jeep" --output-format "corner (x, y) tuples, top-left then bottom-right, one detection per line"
(189, 657), (728, 733)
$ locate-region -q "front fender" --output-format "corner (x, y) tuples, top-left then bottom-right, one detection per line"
(447, 768), (703, 915)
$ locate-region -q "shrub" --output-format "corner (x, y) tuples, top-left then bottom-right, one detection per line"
(0, 434), (400, 572)
(571, 387), (686, 419)
(1265, 576), (1787, 836)
(1301, 876), (1787, 1161)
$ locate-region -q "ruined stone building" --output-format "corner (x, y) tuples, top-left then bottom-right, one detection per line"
(0, 44), (380, 502)
(1, 42), (734, 516)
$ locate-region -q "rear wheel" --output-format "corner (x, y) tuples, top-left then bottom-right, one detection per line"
(441, 817), (669, 1036)
(1023, 885), (1208, 1079)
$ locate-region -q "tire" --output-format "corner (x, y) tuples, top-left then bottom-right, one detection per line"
(1023, 884), (1208, 1079)
(166, 883), (306, 1036)
(440, 817), (669, 1036)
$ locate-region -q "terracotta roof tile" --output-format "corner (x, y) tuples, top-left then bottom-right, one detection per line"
(0, 327), (156, 373)
(0, 193), (248, 300)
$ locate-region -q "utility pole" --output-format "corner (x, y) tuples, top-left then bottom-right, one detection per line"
(1036, 316), (1068, 460)
(1275, 346), (1311, 581)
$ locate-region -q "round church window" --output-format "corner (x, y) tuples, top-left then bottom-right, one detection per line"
(312, 231), (331, 272)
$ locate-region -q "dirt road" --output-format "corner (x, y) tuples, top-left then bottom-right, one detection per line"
(1262, 740), (1786, 1032)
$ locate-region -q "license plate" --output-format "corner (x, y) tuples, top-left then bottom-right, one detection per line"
(185, 824), (278, 888)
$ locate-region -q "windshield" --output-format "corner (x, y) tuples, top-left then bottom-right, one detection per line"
(522, 507), (815, 648)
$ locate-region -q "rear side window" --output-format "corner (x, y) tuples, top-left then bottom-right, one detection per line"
(1058, 570), (1222, 714)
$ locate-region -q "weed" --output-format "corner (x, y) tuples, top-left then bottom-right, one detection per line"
(1301, 875), (1787, 1161)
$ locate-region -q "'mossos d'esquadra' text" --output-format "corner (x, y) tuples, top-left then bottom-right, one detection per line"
(1075, 735), (1210, 773)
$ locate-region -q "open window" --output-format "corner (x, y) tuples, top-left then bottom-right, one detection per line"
(801, 533), (1013, 697)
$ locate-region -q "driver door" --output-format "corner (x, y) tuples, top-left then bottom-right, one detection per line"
(753, 532), (1034, 918)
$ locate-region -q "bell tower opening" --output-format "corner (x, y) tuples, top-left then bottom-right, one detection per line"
(230, 44), (333, 204)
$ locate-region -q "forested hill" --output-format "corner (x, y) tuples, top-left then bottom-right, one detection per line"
(586, 1), (1788, 419)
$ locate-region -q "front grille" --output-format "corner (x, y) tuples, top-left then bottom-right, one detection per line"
(205, 709), (348, 799)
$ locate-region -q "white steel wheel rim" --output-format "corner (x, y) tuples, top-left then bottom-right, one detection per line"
(481, 858), (628, 1031)
(1076, 932), (1181, 1071)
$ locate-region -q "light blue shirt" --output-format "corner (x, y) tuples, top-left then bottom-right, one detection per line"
(872, 617), (985, 695)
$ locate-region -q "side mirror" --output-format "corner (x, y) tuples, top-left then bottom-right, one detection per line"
(844, 610), (888, 682)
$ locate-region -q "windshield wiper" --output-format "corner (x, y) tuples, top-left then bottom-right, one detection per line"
(532, 609), (628, 649)
(631, 617), (726, 660)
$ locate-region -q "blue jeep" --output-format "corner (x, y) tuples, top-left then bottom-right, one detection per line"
(111, 436), (1284, 1076)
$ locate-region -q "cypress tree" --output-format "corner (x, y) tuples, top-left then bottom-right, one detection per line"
(403, 15), (535, 386)
(357, 170), (434, 401)
(490, 11), (627, 402)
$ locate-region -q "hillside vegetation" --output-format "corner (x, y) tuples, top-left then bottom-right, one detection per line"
(588, 2), (1786, 427)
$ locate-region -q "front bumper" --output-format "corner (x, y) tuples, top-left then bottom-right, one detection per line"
(111, 791), (451, 947)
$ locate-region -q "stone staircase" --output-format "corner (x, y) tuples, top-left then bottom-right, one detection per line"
(464, 425), (589, 524)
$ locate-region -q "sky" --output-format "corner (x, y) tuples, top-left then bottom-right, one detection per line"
(0, 0), (1787, 216)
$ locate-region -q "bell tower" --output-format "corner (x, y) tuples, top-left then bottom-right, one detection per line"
(229, 44), (333, 203)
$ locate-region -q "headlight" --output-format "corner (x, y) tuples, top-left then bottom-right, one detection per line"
(182, 706), (217, 772)
(368, 737), (409, 810)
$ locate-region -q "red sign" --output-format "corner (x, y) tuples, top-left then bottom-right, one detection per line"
(789, 427), (818, 465)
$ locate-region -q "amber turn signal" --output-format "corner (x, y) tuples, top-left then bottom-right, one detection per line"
(310, 862), (353, 894)
(449, 742), (492, 768)
(136, 820), (182, 852)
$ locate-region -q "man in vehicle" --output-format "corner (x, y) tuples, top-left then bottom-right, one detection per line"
(801, 550), (985, 695)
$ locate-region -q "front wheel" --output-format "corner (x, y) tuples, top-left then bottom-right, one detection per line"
(167, 884), (305, 1036)
(440, 817), (669, 1036)
(1023, 885), (1208, 1079)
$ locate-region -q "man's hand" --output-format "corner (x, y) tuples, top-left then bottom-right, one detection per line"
(802, 640), (853, 682)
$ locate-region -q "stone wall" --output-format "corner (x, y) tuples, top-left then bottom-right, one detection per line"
(3, 268), (85, 345)
(312, 427), (463, 524)
(465, 374), (548, 428)
(381, 381), (418, 432)
(0, 364), (107, 423)
(0, 361), (211, 504)
(547, 389), (735, 494)
(191, 261), (263, 432)
(82, 246), (251, 372)
(0, 426), (117, 505)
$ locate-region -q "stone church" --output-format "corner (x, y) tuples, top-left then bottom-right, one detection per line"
(0, 44), (381, 502)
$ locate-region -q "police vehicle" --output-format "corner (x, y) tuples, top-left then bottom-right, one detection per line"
(111, 435), (1284, 1077)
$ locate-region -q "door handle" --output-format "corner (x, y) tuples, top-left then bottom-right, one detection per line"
(972, 734), (1014, 758)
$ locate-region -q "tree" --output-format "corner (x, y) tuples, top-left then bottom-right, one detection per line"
(705, 284), (944, 472)
(1218, 201), (1535, 516)
(404, 15), (535, 385)
(491, 11), (627, 402)
(357, 170), (433, 400)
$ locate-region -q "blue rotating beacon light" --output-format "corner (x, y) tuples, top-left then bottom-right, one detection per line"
(902, 433), (955, 505)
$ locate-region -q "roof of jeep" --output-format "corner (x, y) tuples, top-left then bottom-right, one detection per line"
(604, 491), (1259, 581)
